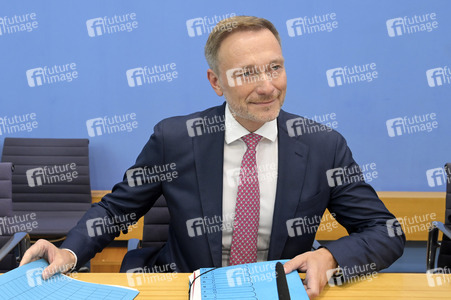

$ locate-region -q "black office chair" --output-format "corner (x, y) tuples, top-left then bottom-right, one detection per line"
(1, 138), (92, 241)
(426, 163), (451, 271)
(0, 162), (30, 272)
(126, 195), (169, 252)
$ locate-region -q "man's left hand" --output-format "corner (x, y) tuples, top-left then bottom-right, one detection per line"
(283, 248), (338, 299)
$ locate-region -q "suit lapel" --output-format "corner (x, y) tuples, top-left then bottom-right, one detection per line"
(193, 104), (225, 267)
(268, 111), (309, 260)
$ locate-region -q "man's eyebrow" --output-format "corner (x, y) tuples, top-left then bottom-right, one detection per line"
(239, 57), (285, 70)
(270, 57), (285, 64)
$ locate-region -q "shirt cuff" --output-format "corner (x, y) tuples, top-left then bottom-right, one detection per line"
(60, 248), (78, 272)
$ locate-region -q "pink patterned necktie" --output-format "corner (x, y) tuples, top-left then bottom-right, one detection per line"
(229, 133), (263, 265)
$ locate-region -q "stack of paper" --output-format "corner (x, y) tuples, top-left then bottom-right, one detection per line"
(0, 259), (139, 299)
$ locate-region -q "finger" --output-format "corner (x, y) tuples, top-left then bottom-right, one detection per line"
(41, 247), (69, 280)
(301, 278), (310, 298)
(42, 264), (57, 280)
(19, 251), (37, 266)
(284, 254), (306, 274)
(42, 259), (67, 280)
(306, 282), (321, 299)
(19, 240), (49, 266)
(302, 278), (309, 289)
(305, 269), (321, 299)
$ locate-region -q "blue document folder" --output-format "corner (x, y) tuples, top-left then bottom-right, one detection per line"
(189, 260), (309, 299)
(0, 259), (139, 299)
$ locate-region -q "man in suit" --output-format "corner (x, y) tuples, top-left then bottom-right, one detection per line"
(20, 16), (405, 298)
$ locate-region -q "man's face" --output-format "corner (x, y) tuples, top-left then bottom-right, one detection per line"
(211, 29), (287, 131)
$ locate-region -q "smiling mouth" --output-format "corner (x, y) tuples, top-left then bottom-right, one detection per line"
(250, 99), (276, 105)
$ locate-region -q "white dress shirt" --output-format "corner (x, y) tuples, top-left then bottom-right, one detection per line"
(222, 103), (278, 266)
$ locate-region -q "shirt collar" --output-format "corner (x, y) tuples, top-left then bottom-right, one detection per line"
(224, 103), (278, 144)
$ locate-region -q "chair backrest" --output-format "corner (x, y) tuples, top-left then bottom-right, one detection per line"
(437, 163), (451, 268)
(445, 163), (451, 227)
(0, 162), (16, 271)
(142, 195), (170, 249)
(1, 138), (92, 237)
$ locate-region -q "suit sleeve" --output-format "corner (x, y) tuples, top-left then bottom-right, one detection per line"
(323, 133), (406, 280)
(61, 122), (166, 270)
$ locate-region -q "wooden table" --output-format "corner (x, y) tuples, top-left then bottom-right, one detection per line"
(70, 272), (451, 299)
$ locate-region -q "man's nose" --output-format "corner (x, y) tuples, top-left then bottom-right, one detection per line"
(255, 73), (276, 95)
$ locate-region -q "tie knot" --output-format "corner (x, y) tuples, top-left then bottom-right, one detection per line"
(241, 133), (262, 150)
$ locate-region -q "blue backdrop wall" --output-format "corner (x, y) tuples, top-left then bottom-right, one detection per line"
(1, 0), (450, 191)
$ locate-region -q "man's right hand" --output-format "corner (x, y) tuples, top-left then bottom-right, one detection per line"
(19, 239), (76, 280)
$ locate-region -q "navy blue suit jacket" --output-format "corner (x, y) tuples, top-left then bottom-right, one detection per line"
(62, 103), (405, 275)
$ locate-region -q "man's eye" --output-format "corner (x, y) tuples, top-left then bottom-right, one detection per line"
(242, 72), (250, 77)
(272, 65), (281, 71)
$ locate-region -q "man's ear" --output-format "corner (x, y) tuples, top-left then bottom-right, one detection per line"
(207, 69), (223, 97)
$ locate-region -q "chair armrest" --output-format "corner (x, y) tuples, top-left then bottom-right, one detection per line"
(0, 232), (30, 263)
(426, 221), (451, 270)
(127, 238), (141, 252)
(433, 221), (451, 240)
